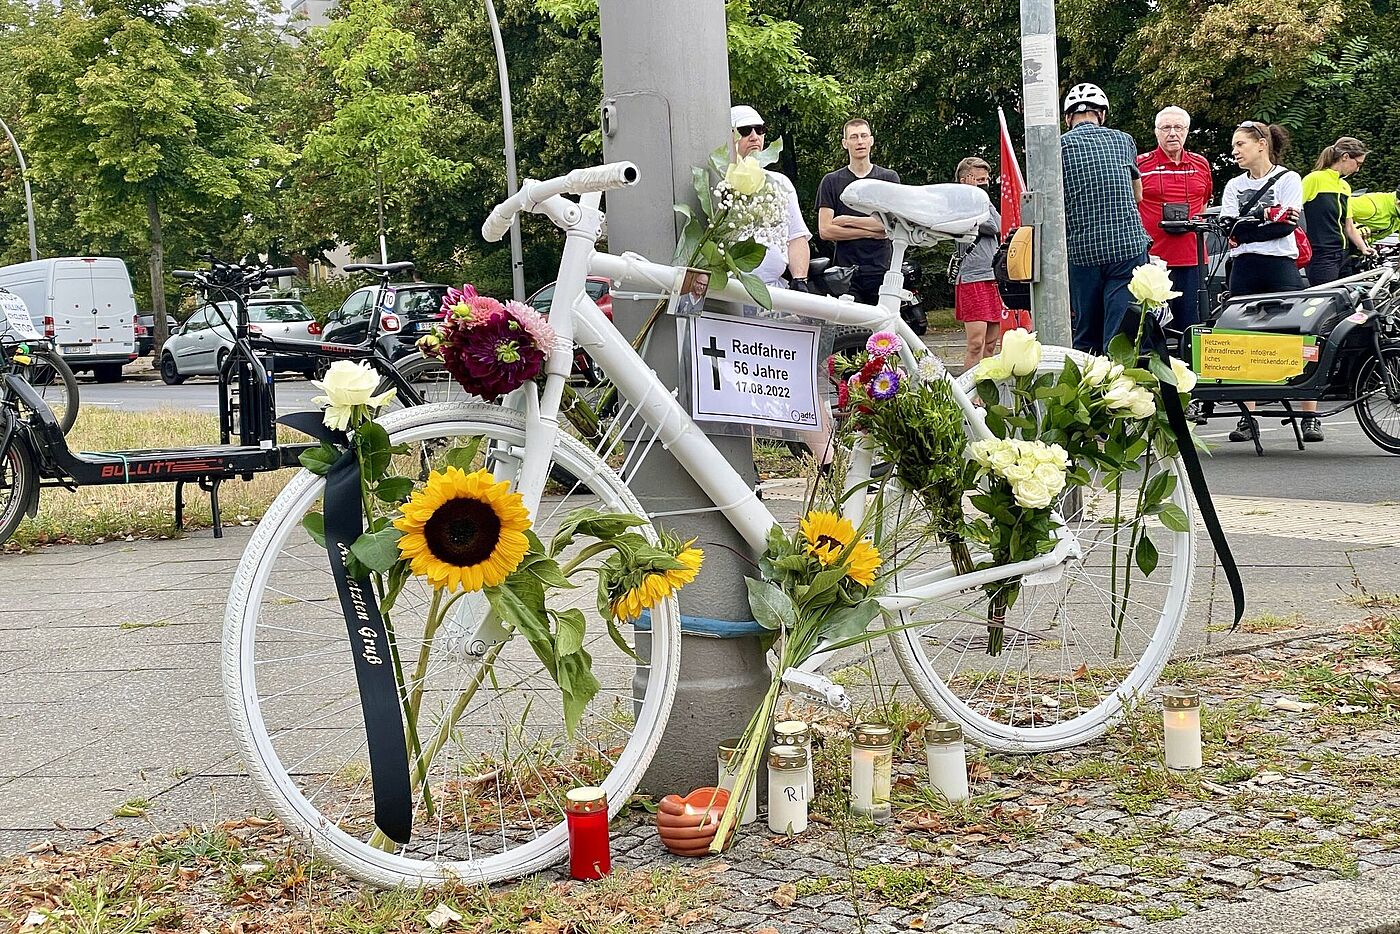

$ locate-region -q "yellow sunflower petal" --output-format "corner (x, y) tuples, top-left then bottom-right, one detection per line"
(844, 539), (882, 588)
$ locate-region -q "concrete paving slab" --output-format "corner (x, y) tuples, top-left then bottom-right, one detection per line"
(1146, 869), (1400, 934)
(2, 776), (149, 830)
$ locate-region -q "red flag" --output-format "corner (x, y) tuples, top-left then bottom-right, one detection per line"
(997, 107), (1025, 238)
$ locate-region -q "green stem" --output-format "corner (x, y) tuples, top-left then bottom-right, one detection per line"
(559, 540), (618, 577)
(1113, 440), (1154, 658)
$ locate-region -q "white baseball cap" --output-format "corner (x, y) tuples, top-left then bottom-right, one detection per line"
(730, 105), (764, 129)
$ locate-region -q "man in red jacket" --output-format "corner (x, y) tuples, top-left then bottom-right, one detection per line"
(1137, 106), (1213, 329)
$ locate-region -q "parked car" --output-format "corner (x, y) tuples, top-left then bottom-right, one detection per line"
(0, 256), (138, 382)
(527, 276), (613, 320)
(159, 298), (320, 384)
(320, 282), (449, 364)
(135, 313), (155, 356)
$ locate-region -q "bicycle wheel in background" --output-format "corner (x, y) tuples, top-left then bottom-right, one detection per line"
(29, 347), (79, 434)
(0, 434), (38, 544)
(885, 346), (1196, 752)
(384, 352), (477, 406)
(1354, 345), (1400, 455)
(224, 403), (680, 886)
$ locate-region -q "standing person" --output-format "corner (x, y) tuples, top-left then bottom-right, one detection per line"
(1136, 106), (1214, 329)
(952, 156), (1004, 371)
(1220, 121), (1320, 442)
(730, 105), (812, 291)
(815, 118), (900, 305)
(1302, 136), (1375, 286)
(730, 104), (830, 471)
(1059, 83), (1152, 354)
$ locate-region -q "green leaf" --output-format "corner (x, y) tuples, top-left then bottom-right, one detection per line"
(375, 475), (414, 503)
(1146, 355), (1176, 386)
(734, 269), (772, 309)
(554, 607), (587, 657)
(817, 600), (879, 647)
(692, 165), (713, 217)
(1143, 470), (1178, 509)
(302, 512), (326, 548)
(441, 437), (483, 472)
(489, 585), (557, 679)
(525, 554), (574, 590)
(550, 508), (647, 556)
(356, 420), (392, 478)
(1135, 535), (1160, 576)
(746, 578), (797, 630)
(1107, 333), (1138, 367)
(799, 565), (850, 615)
(350, 526), (402, 573)
(557, 650), (600, 738)
(299, 442), (340, 476)
(606, 613), (641, 662)
(755, 135), (784, 168)
(1157, 503), (1191, 532)
(726, 238), (766, 273)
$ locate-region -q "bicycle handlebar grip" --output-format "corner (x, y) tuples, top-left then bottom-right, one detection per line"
(342, 263), (370, 272)
(172, 270), (199, 280)
(265, 267), (299, 278)
(566, 162), (640, 194)
(482, 202), (517, 243)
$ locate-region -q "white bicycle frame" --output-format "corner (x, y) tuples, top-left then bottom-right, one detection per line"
(487, 165), (1079, 617)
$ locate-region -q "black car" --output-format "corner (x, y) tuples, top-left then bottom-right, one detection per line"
(320, 282), (450, 362)
(135, 313), (155, 356)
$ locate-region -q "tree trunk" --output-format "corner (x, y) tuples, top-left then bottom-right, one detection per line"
(146, 190), (168, 355)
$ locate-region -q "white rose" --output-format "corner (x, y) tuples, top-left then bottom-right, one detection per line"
(974, 354), (1012, 382)
(1004, 463), (1033, 484)
(724, 156), (766, 196)
(1127, 260), (1181, 308)
(311, 360), (395, 430)
(1127, 387), (1157, 419)
(1014, 476), (1054, 510)
(968, 440), (998, 468)
(1043, 442), (1071, 469)
(1081, 356), (1112, 387)
(1102, 376), (1138, 410)
(1033, 462), (1063, 487)
(999, 328), (1043, 377)
(1169, 357), (1198, 394)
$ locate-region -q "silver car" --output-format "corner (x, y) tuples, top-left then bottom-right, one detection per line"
(160, 299), (319, 384)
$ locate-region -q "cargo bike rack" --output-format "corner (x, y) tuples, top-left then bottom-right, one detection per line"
(1167, 217), (1400, 457)
(0, 259), (432, 545)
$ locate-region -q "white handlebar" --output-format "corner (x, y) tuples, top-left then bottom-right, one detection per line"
(482, 162), (640, 242)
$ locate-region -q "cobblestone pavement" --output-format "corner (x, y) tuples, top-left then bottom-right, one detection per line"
(576, 622), (1400, 933)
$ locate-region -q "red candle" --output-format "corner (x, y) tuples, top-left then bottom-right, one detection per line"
(565, 786), (610, 880)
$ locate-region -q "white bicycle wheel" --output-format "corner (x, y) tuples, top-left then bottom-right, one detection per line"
(224, 403), (680, 886)
(887, 346), (1196, 752)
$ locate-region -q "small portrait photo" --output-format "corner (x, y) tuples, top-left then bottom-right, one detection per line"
(671, 267), (711, 317)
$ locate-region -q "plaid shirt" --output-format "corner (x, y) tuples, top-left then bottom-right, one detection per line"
(1061, 123), (1151, 266)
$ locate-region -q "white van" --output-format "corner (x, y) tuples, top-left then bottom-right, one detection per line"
(0, 257), (138, 382)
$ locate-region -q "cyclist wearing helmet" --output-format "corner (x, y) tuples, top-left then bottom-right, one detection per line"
(1060, 82), (1152, 354)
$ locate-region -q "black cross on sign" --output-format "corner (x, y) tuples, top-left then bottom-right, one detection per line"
(702, 335), (726, 390)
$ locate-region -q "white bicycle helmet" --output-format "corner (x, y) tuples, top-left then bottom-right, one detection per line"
(1063, 83), (1109, 115)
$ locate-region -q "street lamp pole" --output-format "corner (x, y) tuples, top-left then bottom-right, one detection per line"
(483, 0), (525, 303)
(1019, 0), (1070, 346)
(0, 116), (38, 262)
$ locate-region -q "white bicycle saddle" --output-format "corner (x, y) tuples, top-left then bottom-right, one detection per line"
(842, 179), (991, 239)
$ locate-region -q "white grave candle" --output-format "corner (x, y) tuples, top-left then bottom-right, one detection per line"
(716, 737), (757, 825)
(924, 721), (970, 803)
(850, 722), (894, 820)
(1162, 687), (1203, 770)
(773, 720), (814, 800)
(767, 744), (808, 835)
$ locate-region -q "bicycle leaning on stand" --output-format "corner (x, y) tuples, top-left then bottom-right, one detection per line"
(222, 162), (1203, 887)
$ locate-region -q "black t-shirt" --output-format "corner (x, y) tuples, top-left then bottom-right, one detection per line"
(815, 164), (901, 271)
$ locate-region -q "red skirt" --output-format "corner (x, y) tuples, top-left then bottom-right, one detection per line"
(955, 280), (1004, 323)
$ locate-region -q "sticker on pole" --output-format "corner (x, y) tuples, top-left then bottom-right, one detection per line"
(687, 312), (821, 431)
(1191, 328), (1313, 384)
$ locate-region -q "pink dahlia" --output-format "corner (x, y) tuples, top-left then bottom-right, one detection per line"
(503, 300), (557, 355)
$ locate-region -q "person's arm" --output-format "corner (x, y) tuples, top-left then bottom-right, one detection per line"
(787, 235), (810, 278)
(1133, 177), (1144, 203)
(817, 207), (886, 240)
(1346, 216), (1374, 254)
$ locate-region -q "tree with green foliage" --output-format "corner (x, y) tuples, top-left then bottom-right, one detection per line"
(16, 0), (290, 348)
(295, 0), (468, 265)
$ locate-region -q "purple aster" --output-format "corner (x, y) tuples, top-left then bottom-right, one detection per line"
(869, 368), (901, 400)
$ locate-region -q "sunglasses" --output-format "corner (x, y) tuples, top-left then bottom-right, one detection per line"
(736, 124), (766, 137)
(1237, 121), (1267, 136)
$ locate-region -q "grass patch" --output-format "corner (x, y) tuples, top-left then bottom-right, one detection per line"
(1240, 612), (1305, 634)
(113, 798), (151, 818)
(1076, 825), (1187, 877)
(10, 407), (300, 549)
(1343, 591), (1400, 609)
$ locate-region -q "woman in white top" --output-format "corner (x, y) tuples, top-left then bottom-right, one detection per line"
(1221, 121), (1304, 296)
(1220, 121), (1321, 443)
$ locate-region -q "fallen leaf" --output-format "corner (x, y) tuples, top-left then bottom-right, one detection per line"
(1071, 663), (1089, 681)
(753, 928), (780, 934)
(1338, 704), (1370, 714)
(1273, 698), (1315, 713)
(771, 883), (797, 908)
(1255, 771), (1287, 785)
(425, 904), (462, 930)
(908, 919), (927, 930)
(22, 910), (47, 929)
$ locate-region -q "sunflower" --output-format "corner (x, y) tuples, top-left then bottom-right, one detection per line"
(394, 467), (532, 592)
(844, 539), (882, 588)
(609, 537), (704, 622)
(800, 511), (855, 566)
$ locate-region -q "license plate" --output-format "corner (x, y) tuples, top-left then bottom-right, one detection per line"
(61, 344), (90, 354)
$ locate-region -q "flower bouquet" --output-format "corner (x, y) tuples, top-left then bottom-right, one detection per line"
(295, 360), (702, 846)
(417, 285), (557, 400)
(674, 142), (789, 309)
(710, 509), (883, 852)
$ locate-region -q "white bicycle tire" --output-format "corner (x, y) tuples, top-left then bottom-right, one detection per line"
(223, 402), (681, 887)
(886, 345), (1196, 752)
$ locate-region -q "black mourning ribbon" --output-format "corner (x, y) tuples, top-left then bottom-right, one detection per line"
(1120, 312), (1247, 630)
(281, 411), (413, 844)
